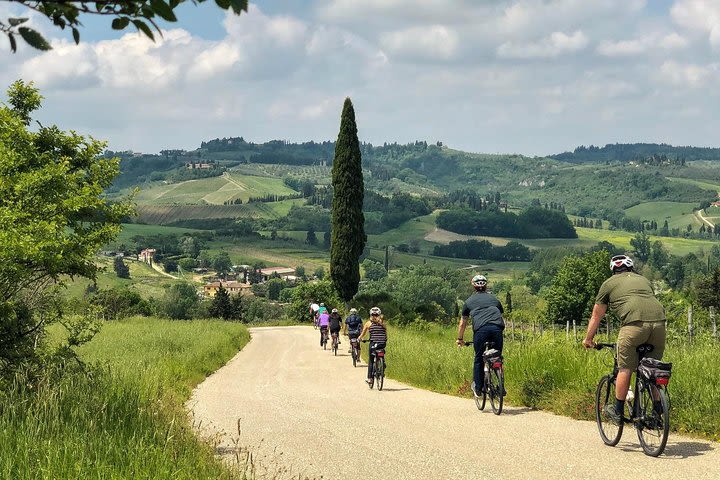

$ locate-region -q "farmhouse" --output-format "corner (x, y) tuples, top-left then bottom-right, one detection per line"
(203, 281), (252, 297)
(139, 248), (156, 263)
(259, 267), (295, 281)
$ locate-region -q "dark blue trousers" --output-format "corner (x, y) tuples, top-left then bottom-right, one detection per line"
(473, 325), (504, 391)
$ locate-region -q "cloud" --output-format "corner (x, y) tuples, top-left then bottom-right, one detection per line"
(671, 0), (720, 49)
(497, 31), (588, 59)
(380, 25), (459, 60)
(659, 60), (719, 88)
(597, 32), (688, 57)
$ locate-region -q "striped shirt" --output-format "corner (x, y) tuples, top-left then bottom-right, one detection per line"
(369, 322), (387, 344)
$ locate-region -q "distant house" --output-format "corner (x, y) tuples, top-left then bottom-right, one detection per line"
(139, 248), (156, 263)
(203, 281), (253, 297)
(711, 201), (720, 207)
(259, 267), (295, 282)
(185, 161), (214, 169)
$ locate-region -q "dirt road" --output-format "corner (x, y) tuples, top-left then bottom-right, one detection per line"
(189, 326), (719, 480)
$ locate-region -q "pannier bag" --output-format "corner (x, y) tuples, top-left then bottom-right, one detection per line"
(482, 348), (502, 363)
(638, 357), (672, 386)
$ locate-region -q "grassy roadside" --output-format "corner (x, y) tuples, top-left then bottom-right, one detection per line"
(382, 324), (720, 441)
(0, 317), (250, 479)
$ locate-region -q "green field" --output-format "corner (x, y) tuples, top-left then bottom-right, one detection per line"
(625, 201), (701, 230)
(1, 318), (250, 479)
(110, 223), (201, 247)
(134, 172), (298, 206)
(667, 176), (720, 195)
(135, 198), (304, 224)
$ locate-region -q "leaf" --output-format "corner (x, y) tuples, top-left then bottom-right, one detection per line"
(229, 0), (249, 14)
(8, 33), (17, 53)
(72, 27), (80, 45)
(215, 0), (232, 9)
(111, 17), (130, 30)
(8, 17), (29, 27)
(150, 0), (177, 22)
(18, 27), (52, 51)
(132, 20), (155, 41)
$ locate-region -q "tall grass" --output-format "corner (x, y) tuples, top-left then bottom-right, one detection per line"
(384, 324), (720, 441)
(0, 317), (250, 479)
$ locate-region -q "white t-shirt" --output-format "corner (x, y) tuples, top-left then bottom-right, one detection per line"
(310, 303), (320, 313)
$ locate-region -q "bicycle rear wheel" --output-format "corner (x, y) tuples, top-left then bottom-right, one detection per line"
(376, 358), (385, 391)
(636, 383), (670, 457)
(595, 375), (623, 446)
(333, 339), (337, 356)
(352, 348), (357, 367)
(489, 368), (504, 415)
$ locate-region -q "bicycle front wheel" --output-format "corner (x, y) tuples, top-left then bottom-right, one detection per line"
(376, 359), (385, 391)
(595, 375), (623, 446)
(489, 368), (504, 415)
(636, 383), (670, 457)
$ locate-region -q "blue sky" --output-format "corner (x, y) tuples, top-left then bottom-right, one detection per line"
(3, 0), (720, 156)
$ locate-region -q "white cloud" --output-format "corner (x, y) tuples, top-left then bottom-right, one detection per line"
(659, 60), (718, 88)
(671, 0), (720, 49)
(497, 31), (588, 59)
(380, 25), (459, 60)
(597, 32), (688, 57)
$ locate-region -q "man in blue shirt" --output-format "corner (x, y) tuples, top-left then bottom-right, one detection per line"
(456, 274), (504, 397)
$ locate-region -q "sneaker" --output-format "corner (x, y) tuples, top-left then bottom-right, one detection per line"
(603, 404), (623, 426)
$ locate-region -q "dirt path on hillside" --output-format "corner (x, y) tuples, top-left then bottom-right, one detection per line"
(189, 327), (719, 480)
(695, 209), (714, 228)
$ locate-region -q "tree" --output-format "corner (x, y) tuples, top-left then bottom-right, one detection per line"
(295, 265), (306, 279)
(163, 259), (178, 273)
(113, 256), (130, 279)
(647, 240), (669, 270)
(212, 251), (232, 276)
(544, 251), (611, 325)
(330, 98), (366, 302)
(1, 80), (132, 372)
(209, 286), (233, 320)
(695, 267), (720, 311)
(161, 283), (198, 320)
(306, 227), (317, 246)
(3, 0), (248, 53)
(630, 232), (651, 263)
(266, 278), (286, 301)
(314, 266), (326, 280)
(323, 230), (331, 249)
(362, 259), (387, 281)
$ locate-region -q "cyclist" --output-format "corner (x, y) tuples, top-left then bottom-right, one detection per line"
(318, 302), (328, 316)
(456, 274), (504, 398)
(358, 306), (387, 386)
(310, 300), (320, 326)
(344, 308), (363, 354)
(318, 309), (330, 347)
(329, 308), (343, 347)
(583, 254), (666, 425)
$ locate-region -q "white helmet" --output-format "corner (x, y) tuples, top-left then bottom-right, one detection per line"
(471, 274), (488, 288)
(610, 255), (634, 272)
(331, 308), (338, 313)
(370, 306), (381, 316)
(349, 308), (357, 314)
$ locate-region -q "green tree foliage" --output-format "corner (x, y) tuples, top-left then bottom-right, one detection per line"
(287, 280), (341, 323)
(113, 256), (130, 279)
(648, 240), (669, 270)
(323, 230), (331, 249)
(305, 227), (317, 246)
(161, 283), (198, 320)
(694, 267), (720, 310)
(0, 81), (132, 372)
(314, 266), (326, 280)
(265, 278), (286, 301)
(330, 98), (366, 301)
(212, 251), (232, 275)
(295, 265), (306, 279)
(630, 232), (651, 262)
(362, 259), (388, 281)
(208, 286), (234, 320)
(544, 250), (611, 325)
(90, 288), (153, 320)
(433, 239), (533, 261)
(3, 0), (247, 52)
(163, 259), (178, 273)
(437, 206), (577, 239)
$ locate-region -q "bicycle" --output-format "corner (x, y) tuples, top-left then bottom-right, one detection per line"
(362, 340), (385, 390)
(593, 342), (672, 457)
(331, 332), (339, 356)
(464, 341), (504, 415)
(349, 336), (360, 367)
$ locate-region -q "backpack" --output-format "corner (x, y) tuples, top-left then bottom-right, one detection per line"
(638, 357), (672, 385)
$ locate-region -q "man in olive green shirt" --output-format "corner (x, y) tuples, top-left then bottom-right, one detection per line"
(583, 254), (666, 424)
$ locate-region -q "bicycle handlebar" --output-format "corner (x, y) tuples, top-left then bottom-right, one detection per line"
(594, 343), (616, 350)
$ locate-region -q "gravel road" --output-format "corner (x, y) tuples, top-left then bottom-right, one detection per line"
(189, 326), (719, 480)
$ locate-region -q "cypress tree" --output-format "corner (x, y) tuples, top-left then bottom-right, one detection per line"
(330, 98), (366, 301)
